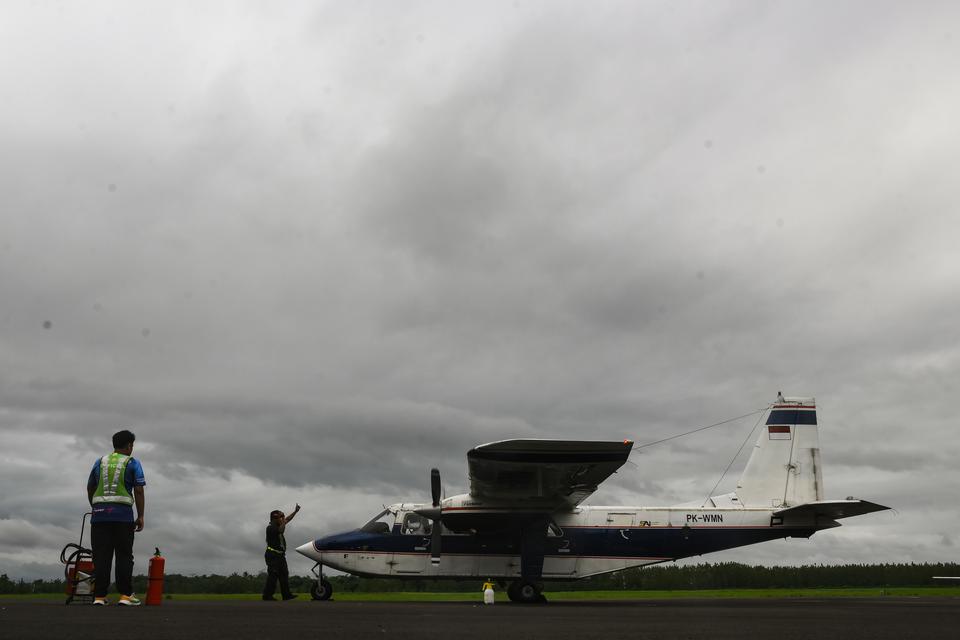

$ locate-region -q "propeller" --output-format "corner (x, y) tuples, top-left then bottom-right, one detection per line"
(415, 468), (443, 565)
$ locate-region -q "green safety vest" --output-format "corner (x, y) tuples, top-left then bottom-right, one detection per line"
(92, 453), (134, 506)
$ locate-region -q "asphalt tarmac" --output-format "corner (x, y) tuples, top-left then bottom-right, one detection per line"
(2, 597), (957, 640)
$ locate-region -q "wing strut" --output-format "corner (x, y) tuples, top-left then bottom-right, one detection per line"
(520, 518), (547, 581)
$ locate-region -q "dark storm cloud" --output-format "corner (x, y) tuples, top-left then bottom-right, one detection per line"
(0, 376), (534, 494)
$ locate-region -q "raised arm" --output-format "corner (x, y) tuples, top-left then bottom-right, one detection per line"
(284, 503), (300, 524)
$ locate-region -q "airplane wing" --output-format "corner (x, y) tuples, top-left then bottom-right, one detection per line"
(466, 439), (634, 511)
(774, 499), (890, 524)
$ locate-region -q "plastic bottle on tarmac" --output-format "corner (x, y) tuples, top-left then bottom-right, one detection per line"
(482, 581), (495, 604)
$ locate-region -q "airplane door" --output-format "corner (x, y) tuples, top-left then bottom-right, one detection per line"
(391, 512), (429, 576)
(605, 511), (636, 561)
(543, 521), (577, 577)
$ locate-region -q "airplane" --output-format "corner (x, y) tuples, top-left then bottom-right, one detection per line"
(296, 395), (890, 603)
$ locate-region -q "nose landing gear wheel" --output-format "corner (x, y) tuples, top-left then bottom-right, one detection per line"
(310, 577), (333, 601)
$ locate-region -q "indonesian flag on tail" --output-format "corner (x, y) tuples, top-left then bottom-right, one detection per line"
(768, 425), (792, 440)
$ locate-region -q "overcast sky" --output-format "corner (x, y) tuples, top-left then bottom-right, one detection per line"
(2, 1), (959, 580)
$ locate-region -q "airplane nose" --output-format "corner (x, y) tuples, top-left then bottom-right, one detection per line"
(296, 540), (322, 562)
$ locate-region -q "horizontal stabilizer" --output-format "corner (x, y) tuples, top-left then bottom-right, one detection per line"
(775, 499), (890, 521)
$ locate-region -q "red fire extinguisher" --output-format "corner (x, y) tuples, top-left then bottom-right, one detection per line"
(146, 547), (165, 606)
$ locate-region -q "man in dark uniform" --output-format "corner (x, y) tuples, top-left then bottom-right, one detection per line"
(263, 503), (300, 601)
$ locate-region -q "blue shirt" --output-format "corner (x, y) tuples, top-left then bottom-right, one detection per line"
(87, 456), (146, 523)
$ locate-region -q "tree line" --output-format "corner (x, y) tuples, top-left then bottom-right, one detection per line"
(4, 563), (958, 594)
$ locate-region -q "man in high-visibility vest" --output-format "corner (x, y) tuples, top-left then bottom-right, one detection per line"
(86, 429), (146, 606)
(262, 504), (300, 601)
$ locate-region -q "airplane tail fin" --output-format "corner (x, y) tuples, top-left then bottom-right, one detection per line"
(735, 395), (824, 508)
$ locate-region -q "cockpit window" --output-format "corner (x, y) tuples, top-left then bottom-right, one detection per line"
(401, 512), (432, 535)
(360, 508), (394, 534)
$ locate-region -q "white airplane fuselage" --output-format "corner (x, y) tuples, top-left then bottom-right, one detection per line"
(296, 499), (816, 580)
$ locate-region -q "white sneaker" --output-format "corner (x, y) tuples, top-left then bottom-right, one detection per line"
(118, 594), (141, 606)
(92, 597), (107, 606)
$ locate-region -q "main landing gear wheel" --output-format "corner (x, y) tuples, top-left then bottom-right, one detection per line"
(507, 580), (545, 603)
(310, 577), (333, 601)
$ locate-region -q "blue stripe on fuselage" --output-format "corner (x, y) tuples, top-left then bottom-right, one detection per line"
(314, 525), (817, 561)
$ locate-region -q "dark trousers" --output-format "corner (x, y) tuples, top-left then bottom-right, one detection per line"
(91, 521), (135, 597)
(263, 552), (291, 599)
